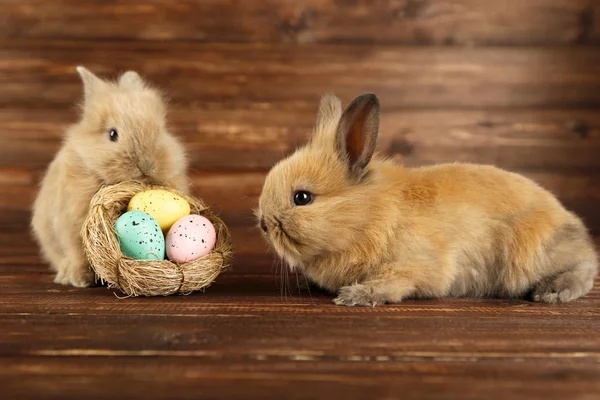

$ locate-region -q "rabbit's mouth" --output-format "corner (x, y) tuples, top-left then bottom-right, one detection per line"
(260, 215), (305, 265)
(274, 217), (302, 247)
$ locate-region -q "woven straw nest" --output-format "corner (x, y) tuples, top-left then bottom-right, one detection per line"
(81, 180), (233, 297)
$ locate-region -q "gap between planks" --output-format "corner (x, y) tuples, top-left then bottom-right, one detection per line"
(26, 349), (600, 362)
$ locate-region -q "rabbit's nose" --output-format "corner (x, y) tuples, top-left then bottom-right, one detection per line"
(260, 217), (268, 233)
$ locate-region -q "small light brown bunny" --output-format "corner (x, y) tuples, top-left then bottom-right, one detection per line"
(257, 93), (598, 306)
(31, 67), (189, 287)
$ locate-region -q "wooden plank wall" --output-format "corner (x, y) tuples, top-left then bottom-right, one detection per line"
(1, 1), (599, 273)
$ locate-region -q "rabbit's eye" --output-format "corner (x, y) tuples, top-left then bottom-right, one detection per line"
(109, 128), (119, 142)
(293, 191), (313, 206)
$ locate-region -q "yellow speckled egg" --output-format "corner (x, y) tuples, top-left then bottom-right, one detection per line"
(127, 189), (190, 231)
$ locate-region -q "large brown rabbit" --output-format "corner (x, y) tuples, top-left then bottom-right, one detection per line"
(257, 93), (598, 306)
(31, 67), (189, 287)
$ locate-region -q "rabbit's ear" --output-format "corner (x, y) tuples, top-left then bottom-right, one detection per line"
(336, 93), (380, 179)
(312, 93), (342, 147)
(76, 66), (106, 100)
(119, 71), (145, 90)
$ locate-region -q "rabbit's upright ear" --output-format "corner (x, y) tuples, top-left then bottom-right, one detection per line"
(76, 66), (106, 100)
(335, 93), (380, 180)
(119, 70), (145, 90)
(311, 93), (342, 148)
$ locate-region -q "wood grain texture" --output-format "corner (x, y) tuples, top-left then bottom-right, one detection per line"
(1, 270), (600, 400)
(4, 305), (600, 355)
(0, 0), (595, 45)
(1, 41), (600, 110)
(2, 106), (600, 172)
(594, 6), (600, 41)
(3, 356), (598, 400)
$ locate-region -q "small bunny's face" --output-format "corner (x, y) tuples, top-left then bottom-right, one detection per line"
(258, 147), (348, 267)
(258, 94), (380, 268)
(69, 67), (187, 186)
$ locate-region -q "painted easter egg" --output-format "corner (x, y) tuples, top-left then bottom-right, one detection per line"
(114, 211), (165, 260)
(127, 189), (190, 231)
(166, 215), (216, 263)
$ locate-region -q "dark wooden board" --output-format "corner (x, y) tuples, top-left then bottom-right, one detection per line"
(0, 0), (595, 45)
(2, 107), (600, 172)
(594, 6), (600, 41)
(1, 272), (600, 400)
(1, 272), (600, 346)
(3, 356), (599, 400)
(3, 310), (600, 356)
(1, 41), (600, 110)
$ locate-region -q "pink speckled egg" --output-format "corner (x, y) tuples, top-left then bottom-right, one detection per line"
(166, 215), (216, 263)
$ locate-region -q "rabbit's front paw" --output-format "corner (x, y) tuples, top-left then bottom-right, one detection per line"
(53, 268), (71, 286)
(54, 262), (95, 288)
(333, 284), (381, 307)
(69, 267), (95, 288)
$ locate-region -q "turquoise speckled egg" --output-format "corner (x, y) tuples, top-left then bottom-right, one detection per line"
(114, 211), (165, 260)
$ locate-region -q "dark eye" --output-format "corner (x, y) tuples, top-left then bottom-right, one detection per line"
(109, 128), (119, 142)
(293, 191), (313, 206)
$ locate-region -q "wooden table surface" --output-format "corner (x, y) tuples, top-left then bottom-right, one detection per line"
(2, 233), (600, 400)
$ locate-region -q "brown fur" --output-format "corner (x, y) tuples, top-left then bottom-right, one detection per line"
(257, 93), (598, 306)
(31, 67), (189, 287)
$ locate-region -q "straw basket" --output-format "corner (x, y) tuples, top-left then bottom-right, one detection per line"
(81, 180), (233, 296)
